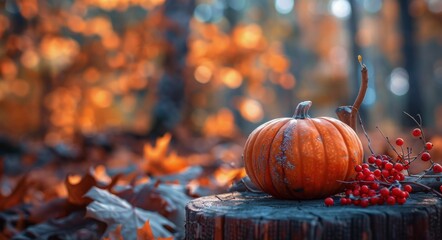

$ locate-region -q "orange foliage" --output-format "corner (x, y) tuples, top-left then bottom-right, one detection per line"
(143, 133), (188, 175)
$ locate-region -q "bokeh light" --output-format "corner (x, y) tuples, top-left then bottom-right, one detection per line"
(330, 0), (351, 19)
(275, 0), (295, 15)
(389, 68), (410, 96)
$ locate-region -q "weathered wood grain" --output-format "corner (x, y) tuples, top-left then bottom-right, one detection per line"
(185, 191), (442, 240)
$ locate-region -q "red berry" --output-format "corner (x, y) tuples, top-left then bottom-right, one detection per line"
(397, 197), (406, 205)
(380, 187), (390, 197)
(404, 160), (410, 169)
(382, 170), (390, 178)
(363, 168), (372, 177)
(399, 190), (406, 198)
(357, 172), (364, 180)
(360, 199), (369, 208)
(370, 182), (379, 190)
(362, 163), (369, 169)
(404, 191), (410, 198)
(395, 138), (404, 146)
(340, 197), (347, 205)
(365, 174), (375, 181)
(324, 197), (334, 206)
(370, 197), (379, 205)
(355, 165), (363, 172)
(412, 128), (422, 137)
(385, 162), (393, 170)
(390, 168), (398, 176)
(440, 185), (442, 193)
(426, 142), (433, 150)
(373, 169), (381, 177)
(433, 164), (442, 173)
(394, 163), (404, 172)
(345, 189), (352, 196)
(392, 187), (402, 197)
(375, 158), (383, 166)
(368, 189), (376, 197)
(353, 199), (360, 206)
(421, 152), (431, 161)
(361, 185), (369, 193)
(387, 196), (396, 205)
(368, 156), (376, 164)
(353, 190), (360, 196)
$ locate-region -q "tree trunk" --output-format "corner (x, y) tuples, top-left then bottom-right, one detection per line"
(186, 191), (442, 240)
(150, 0), (195, 137)
(399, 0), (422, 126)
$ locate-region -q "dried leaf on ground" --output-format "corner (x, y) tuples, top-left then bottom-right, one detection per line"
(143, 133), (188, 175)
(0, 175), (31, 211)
(105, 221), (173, 240)
(65, 167), (120, 205)
(13, 211), (104, 239)
(85, 187), (175, 240)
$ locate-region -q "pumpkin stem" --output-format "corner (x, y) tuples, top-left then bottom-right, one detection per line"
(293, 101), (312, 119)
(336, 55), (368, 130)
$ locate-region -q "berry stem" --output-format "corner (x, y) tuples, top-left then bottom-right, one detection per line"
(376, 126), (402, 157)
(401, 181), (442, 198)
(358, 113), (375, 154)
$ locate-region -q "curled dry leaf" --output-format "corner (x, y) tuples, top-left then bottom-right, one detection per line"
(117, 182), (191, 236)
(105, 221), (173, 240)
(65, 167), (121, 205)
(143, 133), (188, 175)
(85, 187), (175, 240)
(0, 175), (31, 211)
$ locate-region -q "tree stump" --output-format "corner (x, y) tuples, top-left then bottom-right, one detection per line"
(185, 191), (442, 240)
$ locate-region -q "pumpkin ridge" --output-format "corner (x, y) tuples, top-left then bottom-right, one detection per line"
(321, 117), (359, 183)
(290, 119), (305, 199)
(310, 119), (329, 197)
(265, 119), (291, 198)
(277, 120), (298, 198)
(245, 119), (278, 190)
(250, 119), (281, 193)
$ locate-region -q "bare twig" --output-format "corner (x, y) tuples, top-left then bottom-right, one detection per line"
(358, 113), (375, 154)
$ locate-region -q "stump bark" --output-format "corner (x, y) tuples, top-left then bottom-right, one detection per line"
(185, 191), (442, 240)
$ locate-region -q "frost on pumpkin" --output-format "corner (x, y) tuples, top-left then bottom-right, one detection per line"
(275, 122), (295, 171)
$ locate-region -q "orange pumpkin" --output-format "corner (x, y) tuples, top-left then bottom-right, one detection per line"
(243, 101), (363, 199)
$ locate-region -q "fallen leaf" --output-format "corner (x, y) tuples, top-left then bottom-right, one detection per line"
(85, 187), (175, 240)
(28, 198), (78, 224)
(138, 221), (173, 240)
(13, 211), (104, 239)
(143, 134), (188, 175)
(157, 166), (203, 184)
(65, 167), (121, 205)
(0, 175), (31, 211)
(105, 221), (174, 240)
(122, 183), (191, 237)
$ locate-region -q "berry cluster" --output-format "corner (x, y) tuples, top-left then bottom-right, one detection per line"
(324, 124), (441, 207)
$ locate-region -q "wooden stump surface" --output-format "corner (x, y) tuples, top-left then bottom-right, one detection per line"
(185, 191), (442, 240)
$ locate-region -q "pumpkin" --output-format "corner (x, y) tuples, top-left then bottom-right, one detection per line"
(243, 101), (363, 199)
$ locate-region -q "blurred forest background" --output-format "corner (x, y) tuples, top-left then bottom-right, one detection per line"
(0, 0), (442, 238)
(0, 0), (441, 143)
